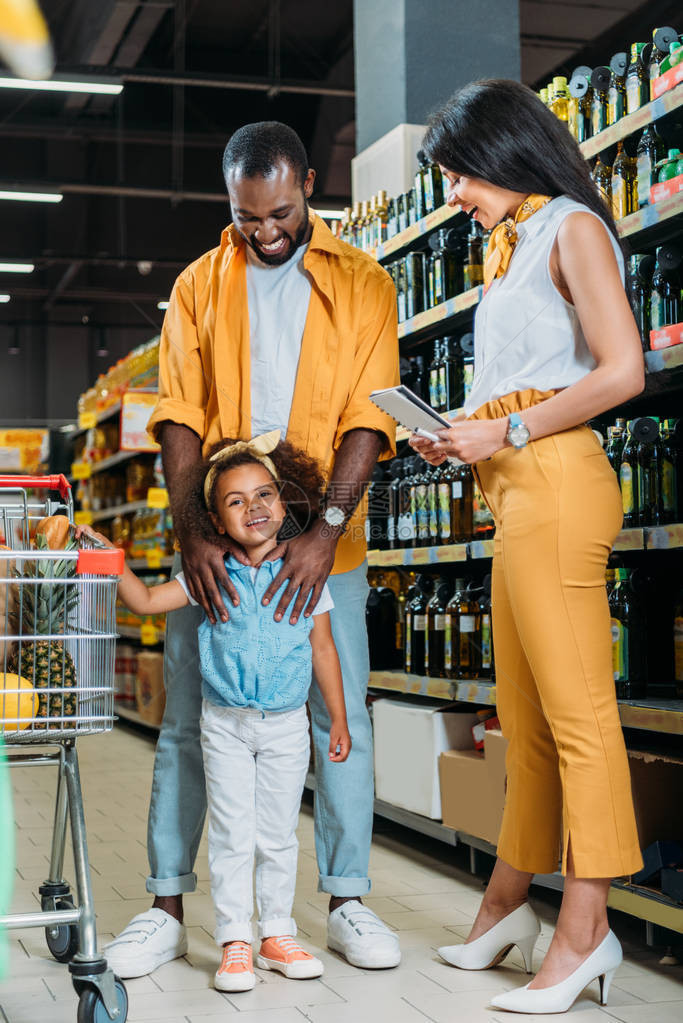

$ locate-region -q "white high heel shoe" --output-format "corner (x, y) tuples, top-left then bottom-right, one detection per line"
(489, 929), (622, 1014)
(437, 903), (540, 972)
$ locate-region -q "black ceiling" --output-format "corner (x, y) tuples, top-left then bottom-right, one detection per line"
(0, 0), (679, 340)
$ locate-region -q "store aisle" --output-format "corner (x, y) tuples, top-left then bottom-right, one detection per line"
(2, 725), (683, 1023)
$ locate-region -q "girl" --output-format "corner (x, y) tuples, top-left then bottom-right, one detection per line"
(81, 429), (350, 992)
(410, 80), (644, 1015)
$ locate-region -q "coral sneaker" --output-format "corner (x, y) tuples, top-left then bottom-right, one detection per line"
(257, 935), (324, 979)
(215, 940), (256, 992)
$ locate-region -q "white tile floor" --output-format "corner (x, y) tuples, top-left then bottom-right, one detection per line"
(2, 725), (683, 1023)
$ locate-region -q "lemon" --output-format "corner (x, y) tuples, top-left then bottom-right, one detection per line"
(1, 673), (38, 731)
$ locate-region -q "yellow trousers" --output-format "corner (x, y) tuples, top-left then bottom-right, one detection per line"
(472, 390), (643, 878)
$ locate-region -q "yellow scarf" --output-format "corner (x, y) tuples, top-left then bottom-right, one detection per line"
(483, 194), (551, 291)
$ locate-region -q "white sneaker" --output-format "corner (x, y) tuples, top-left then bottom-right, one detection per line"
(103, 908), (188, 978)
(327, 900), (401, 969)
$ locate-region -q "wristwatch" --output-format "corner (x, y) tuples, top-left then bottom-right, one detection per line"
(506, 413), (530, 449)
(322, 505), (346, 528)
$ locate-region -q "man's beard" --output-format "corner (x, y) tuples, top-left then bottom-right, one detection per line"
(247, 202), (310, 266)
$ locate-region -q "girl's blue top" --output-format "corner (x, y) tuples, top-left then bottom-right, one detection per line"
(197, 555), (323, 713)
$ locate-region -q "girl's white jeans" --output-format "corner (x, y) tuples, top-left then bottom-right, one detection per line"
(199, 700), (310, 946)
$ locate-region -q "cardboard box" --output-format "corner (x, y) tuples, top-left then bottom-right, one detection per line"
(650, 322), (683, 351)
(628, 750), (683, 850)
(439, 729), (508, 844)
(135, 650), (166, 727)
(373, 699), (478, 819)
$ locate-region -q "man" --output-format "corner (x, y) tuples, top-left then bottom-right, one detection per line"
(105, 122), (401, 977)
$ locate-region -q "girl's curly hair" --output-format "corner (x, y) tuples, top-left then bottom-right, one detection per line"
(176, 437), (325, 545)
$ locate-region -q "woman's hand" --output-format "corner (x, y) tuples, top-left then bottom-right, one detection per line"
(74, 525), (116, 548)
(329, 718), (352, 762)
(409, 418), (508, 464)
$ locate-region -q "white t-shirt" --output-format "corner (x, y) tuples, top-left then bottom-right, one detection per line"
(246, 240), (312, 437)
(176, 568), (334, 615)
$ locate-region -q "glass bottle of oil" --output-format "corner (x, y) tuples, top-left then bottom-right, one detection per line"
(568, 73), (592, 142)
(479, 579), (493, 679)
(463, 220), (484, 290)
(605, 423), (625, 473)
(445, 579), (481, 680)
(426, 462), (441, 545)
(404, 252), (425, 321)
(625, 42), (648, 113)
(414, 150), (429, 220)
(611, 141), (637, 221)
(407, 187), (417, 226)
(351, 201), (362, 248)
(636, 416), (662, 527)
(395, 259), (407, 323)
(397, 456), (416, 548)
(425, 160), (444, 212)
(459, 333), (475, 406)
(374, 190), (389, 247)
(387, 197), (397, 239)
(609, 568), (646, 699)
(636, 124), (664, 208)
(551, 75), (569, 122)
(660, 420), (679, 524)
(626, 253), (652, 345)
(397, 192), (407, 233)
(358, 200), (369, 250)
(607, 65), (626, 125)
(426, 580), (453, 679)
(451, 462), (474, 542)
(415, 458), (430, 546)
(591, 155), (612, 208)
(442, 336), (463, 413)
(437, 458), (455, 545)
(405, 574), (433, 675)
(590, 68), (610, 135)
(428, 339), (443, 410)
(430, 229), (462, 306)
(539, 87), (549, 106)
(650, 245), (682, 331)
(619, 420), (639, 527)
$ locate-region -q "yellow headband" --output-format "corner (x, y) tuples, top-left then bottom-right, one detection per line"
(203, 429), (282, 508)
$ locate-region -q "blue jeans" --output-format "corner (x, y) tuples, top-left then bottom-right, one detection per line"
(146, 556), (373, 898)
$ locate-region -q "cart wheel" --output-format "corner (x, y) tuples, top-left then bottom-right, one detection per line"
(45, 898), (79, 963)
(77, 977), (128, 1023)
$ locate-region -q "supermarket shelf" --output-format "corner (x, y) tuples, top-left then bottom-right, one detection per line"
(645, 343), (683, 375)
(579, 83), (683, 160)
(90, 450), (155, 474)
(71, 402), (122, 437)
(619, 698), (683, 736)
(128, 556), (175, 570)
(368, 670), (496, 705)
(375, 203), (465, 263)
(91, 500), (148, 522)
(116, 626), (143, 640)
(397, 286), (483, 345)
(609, 881), (683, 936)
(617, 192), (683, 243)
(116, 703), (159, 730)
(368, 527), (648, 566)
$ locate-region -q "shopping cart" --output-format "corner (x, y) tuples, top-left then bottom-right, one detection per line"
(0, 475), (128, 1022)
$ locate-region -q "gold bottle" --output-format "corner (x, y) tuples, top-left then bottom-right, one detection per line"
(611, 141), (637, 221)
(592, 155), (612, 208)
(551, 76), (569, 122)
(374, 189), (389, 248)
(351, 202), (362, 248)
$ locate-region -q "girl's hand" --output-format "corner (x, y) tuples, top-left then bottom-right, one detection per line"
(328, 719), (351, 762)
(410, 418), (509, 464)
(74, 524), (116, 548)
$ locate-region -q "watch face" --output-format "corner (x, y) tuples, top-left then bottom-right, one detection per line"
(509, 425), (530, 448)
(325, 506), (345, 527)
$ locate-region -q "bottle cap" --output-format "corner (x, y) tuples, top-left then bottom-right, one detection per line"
(539, 88), (548, 103)
(667, 148), (681, 159)
(553, 76), (567, 90)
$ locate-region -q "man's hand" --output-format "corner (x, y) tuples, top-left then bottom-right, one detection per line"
(329, 719), (351, 762)
(179, 532), (249, 625)
(261, 521), (337, 624)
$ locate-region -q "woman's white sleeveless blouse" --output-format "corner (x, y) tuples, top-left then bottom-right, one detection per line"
(464, 196), (624, 416)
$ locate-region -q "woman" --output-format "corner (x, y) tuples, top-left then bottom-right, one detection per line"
(410, 79), (644, 1015)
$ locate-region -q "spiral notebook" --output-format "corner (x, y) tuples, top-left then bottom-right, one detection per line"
(369, 385), (452, 439)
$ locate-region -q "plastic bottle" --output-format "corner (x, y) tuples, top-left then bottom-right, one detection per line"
(658, 149), (683, 183)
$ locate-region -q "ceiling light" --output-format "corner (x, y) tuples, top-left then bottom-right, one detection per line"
(0, 262), (34, 273)
(157, 300), (169, 310)
(0, 75), (122, 95)
(0, 190), (62, 203)
(312, 208), (345, 220)
(0, 294), (10, 303)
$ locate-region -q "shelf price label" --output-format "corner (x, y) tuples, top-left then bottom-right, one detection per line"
(74, 510), (93, 526)
(145, 548), (164, 569)
(147, 487), (169, 509)
(78, 411), (97, 430)
(71, 462), (92, 480)
(140, 623), (159, 645)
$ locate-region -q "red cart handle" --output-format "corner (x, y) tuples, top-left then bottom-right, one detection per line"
(0, 474), (72, 500)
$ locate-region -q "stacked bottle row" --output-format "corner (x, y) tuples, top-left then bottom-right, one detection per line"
(603, 417), (681, 527)
(386, 220), (486, 323)
(338, 151), (444, 253)
(627, 245), (682, 343)
(541, 24), (683, 144)
(591, 129), (682, 221)
(366, 571), (493, 681)
(366, 455), (494, 550)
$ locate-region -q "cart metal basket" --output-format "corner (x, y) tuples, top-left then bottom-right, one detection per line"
(0, 475), (128, 1022)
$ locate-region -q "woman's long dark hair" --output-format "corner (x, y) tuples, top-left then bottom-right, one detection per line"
(423, 78), (620, 242)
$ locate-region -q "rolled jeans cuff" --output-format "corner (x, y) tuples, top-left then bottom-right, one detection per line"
(215, 921), (254, 946)
(318, 874), (371, 897)
(146, 871), (198, 897)
(259, 916), (297, 939)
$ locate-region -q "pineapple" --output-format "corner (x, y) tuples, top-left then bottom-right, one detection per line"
(8, 534), (79, 729)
